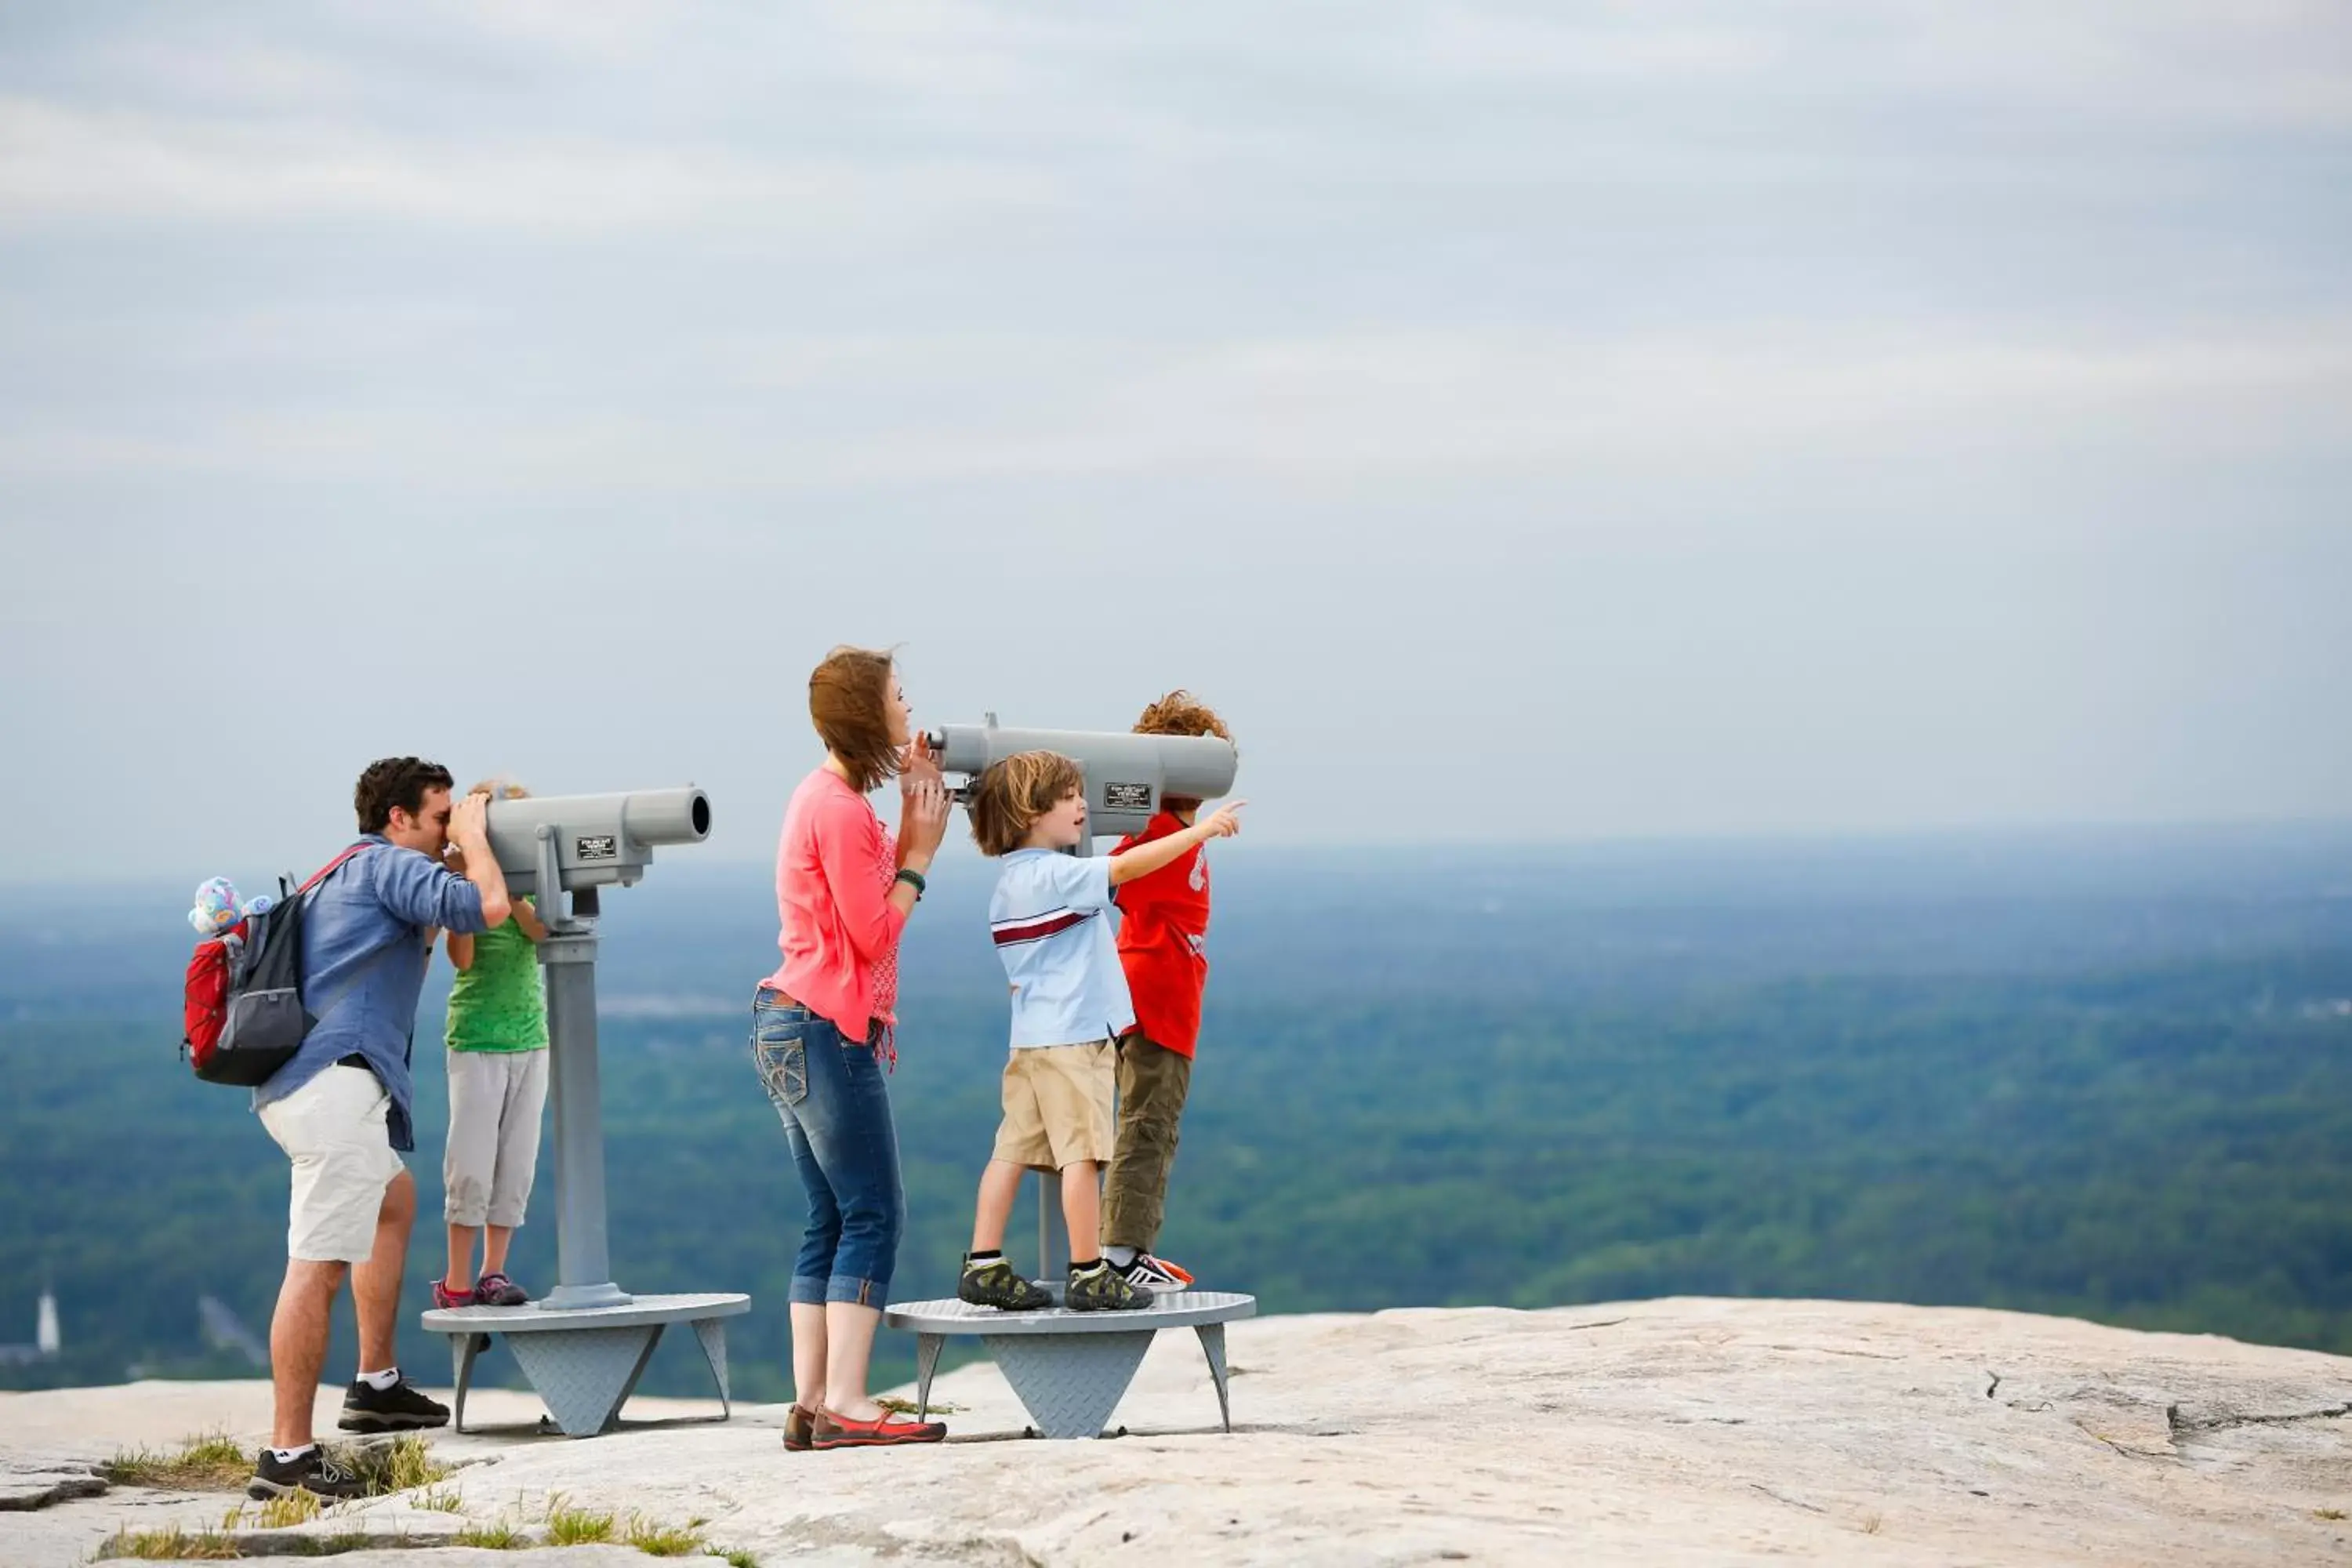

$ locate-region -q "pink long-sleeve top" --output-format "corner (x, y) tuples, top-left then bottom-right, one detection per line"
(763, 768), (902, 1044)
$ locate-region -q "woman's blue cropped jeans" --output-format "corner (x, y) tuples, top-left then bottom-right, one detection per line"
(751, 988), (905, 1307)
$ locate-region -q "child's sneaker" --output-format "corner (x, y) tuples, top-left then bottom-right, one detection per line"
(958, 1253), (1051, 1312)
(1121, 1253), (1194, 1290)
(1066, 1259), (1152, 1312)
(430, 1279), (473, 1311)
(471, 1272), (529, 1307)
(1120, 1250), (1195, 1288)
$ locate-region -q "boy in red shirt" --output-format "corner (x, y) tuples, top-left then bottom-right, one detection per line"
(1102, 691), (1235, 1290)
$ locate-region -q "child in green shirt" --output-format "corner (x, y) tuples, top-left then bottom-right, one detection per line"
(433, 780), (551, 1309)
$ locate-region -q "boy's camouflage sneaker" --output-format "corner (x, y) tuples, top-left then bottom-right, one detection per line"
(959, 1253), (1051, 1311)
(1066, 1259), (1153, 1312)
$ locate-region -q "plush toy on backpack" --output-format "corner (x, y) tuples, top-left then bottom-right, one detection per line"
(187, 877), (276, 937)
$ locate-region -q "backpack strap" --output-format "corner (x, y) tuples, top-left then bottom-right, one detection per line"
(298, 841), (375, 897)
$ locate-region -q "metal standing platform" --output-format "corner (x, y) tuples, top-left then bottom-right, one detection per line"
(422, 1292), (750, 1437)
(416, 841), (748, 1438)
(882, 1290), (1255, 1440)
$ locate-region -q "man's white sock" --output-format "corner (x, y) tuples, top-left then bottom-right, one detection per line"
(358, 1367), (401, 1392)
(268, 1444), (316, 1465)
(1104, 1245), (1139, 1269)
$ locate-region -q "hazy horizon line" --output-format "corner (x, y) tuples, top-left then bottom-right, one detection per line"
(13, 812), (2352, 894)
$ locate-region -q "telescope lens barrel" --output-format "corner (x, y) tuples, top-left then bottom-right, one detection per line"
(615, 787), (713, 847)
(927, 724), (1238, 831)
(481, 786), (713, 897)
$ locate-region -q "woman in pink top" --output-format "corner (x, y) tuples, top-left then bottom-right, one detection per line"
(753, 646), (949, 1450)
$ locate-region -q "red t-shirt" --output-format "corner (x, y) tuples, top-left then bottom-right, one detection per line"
(1112, 811), (1211, 1058)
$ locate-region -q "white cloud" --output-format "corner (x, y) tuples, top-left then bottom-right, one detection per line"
(0, 96), (1056, 232)
(3, 320), (2344, 501)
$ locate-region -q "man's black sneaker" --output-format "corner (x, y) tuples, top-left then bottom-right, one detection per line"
(957, 1254), (1052, 1311)
(248, 1446), (367, 1501)
(1066, 1261), (1152, 1312)
(337, 1374), (450, 1432)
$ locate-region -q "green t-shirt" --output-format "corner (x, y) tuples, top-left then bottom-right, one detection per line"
(446, 911), (548, 1053)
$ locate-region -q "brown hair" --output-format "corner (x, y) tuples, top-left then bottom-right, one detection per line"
(808, 646), (902, 794)
(354, 757), (456, 834)
(967, 750), (1085, 857)
(1134, 689), (1231, 812)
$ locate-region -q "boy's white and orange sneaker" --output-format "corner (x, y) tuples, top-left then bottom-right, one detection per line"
(1121, 1252), (1194, 1290)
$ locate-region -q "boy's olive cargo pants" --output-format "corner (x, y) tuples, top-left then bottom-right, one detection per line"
(1102, 1033), (1192, 1254)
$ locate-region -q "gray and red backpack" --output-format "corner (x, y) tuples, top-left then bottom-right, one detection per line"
(180, 844), (370, 1086)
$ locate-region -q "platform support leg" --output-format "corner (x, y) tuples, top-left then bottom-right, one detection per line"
(914, 1334), (945, 1421)
(1195, 1322), (1233, 1432)
(983, 1330), (1153, 1439)
(690, 1318), (733, 1420)
(445, 1333), (484, 1435)
(506, 1324), (666, 1436)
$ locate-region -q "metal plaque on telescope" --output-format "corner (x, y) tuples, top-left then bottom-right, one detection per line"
(1102, 782), (1152, 811)
(575, 834), (619, 862)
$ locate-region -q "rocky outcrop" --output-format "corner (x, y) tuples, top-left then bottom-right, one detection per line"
(2, 1298), (2347, 1565)
(0, 1457), (107, 1512)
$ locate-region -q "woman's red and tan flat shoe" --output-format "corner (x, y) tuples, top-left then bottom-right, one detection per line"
(782, 1403), (817, 1451)
(811, 1406), (946, 1449)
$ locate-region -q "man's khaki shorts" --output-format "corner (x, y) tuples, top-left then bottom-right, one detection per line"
(259, 1064), (405, 1263)
(992, 1041), (1116, 1171)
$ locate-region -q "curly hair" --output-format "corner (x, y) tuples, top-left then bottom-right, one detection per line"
(967, 750), (1086, 858)
(1134, 689), (1232, 742)
(354, 757), (456, 834)
(808, 646), (903, 795)
(1134, 689), (1231, 812)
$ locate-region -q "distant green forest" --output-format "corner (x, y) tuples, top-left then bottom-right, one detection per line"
(5, 888), (2350, 1403)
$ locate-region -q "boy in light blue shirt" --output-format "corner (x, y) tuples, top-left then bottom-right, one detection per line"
(958, 750), (1244, 1312)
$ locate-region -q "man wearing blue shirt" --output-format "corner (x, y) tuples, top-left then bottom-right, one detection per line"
(249, 757), (511, 1502)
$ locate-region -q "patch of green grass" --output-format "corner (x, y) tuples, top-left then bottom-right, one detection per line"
(452, 1519), (527, 1550)
(543, 1493), (616, 1546)
(414, 1485), (464, 1513)
(96, 1525), (242, 1560)
(2317, 1507), (2347, 1522)
(705, 1548), (758, 1568)
(336, 1434), (451, 1496)
(625, 1512), (706, 1556)
(253, 1488), (321, 1530)
(100, 1433), (252, 1492)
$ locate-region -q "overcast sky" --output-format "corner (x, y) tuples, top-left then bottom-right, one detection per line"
(2, 2), (2347, 883)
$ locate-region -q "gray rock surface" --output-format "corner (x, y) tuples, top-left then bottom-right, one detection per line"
(0, 1458), (106, 1513)
(3, 1298), (2347, 1565)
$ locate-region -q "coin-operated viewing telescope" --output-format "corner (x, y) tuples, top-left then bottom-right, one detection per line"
(419, 782), (747, 1439)
(484, 786), (711, 901)
(927, 717), (1239, 846)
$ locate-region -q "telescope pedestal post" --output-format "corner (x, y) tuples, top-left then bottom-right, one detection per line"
(539, 886), (629, 1312)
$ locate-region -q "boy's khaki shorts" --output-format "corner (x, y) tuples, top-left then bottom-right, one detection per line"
(993, 1041), (1116, 1171)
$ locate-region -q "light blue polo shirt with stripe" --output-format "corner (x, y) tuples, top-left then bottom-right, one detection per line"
(989, 850), (1135, 1049)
